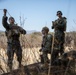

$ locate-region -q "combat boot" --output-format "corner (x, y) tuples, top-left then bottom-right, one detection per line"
(43, 62), (49, 73)
(7, 62), (12, 72)
(19, 63), (23, 69)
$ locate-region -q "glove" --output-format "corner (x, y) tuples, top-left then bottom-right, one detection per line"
(39, 49), (42, 52)
(23, 30), (26, 34)
(3, 9), (7, 16)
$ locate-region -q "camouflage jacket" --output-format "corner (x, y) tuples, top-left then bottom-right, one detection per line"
(52, 17), (67, 32)
(2, 16), (26, 44)
(41, 34), (52, 52)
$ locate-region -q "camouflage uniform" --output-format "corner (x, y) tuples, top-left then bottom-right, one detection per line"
(51, 14), (67, 65)
(40, 27), (52, 64)
(2, 16), (26, 70)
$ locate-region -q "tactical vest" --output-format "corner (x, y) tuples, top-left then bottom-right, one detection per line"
(5, 26), (20, 43)
(54, 17), (67, 31)
(42, 34), (52, 51)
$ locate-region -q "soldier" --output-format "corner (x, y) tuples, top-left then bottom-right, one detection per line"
(51, 11), (67, 65)
(2, 9), (26, 70)
(39, 27), (52, 67)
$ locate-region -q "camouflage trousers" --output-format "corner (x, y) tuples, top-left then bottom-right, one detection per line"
(51, 50), (60, 66)
(7, 42), (22, 70)
(40, 50), (51, 64)
(51, 31), (65, 66)
(54, 31), (65, 55)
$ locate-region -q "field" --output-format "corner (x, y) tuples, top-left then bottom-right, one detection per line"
(0, 31), (76, 75)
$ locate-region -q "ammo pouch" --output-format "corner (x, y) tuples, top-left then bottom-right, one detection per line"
(5, 30), (12, 38)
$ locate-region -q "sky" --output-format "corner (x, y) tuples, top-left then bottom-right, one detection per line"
(0, 0), (76, 32)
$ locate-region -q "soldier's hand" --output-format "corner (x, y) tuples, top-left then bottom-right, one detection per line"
(3, 9), (7, 15)
(23, 30), (26, 34)
(68, 57), (73, 60)
(52, 26), (54, 29)
(52, 21), (55, 29)
(39, 49), (42, 52)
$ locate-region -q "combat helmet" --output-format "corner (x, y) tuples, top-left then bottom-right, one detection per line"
(9, 16), (15, 21)
(42, 26), (49, 33)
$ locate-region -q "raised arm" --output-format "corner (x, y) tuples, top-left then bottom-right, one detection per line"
(2, 9), (10, 30)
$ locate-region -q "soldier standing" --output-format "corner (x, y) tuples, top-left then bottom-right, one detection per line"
(40, 27), (52, 67)
(2, 9), (26, 70)
(51, 11), (67, 65)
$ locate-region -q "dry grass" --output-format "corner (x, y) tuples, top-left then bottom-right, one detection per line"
(0, 32), (42, 74)
(0, 31), (76, 75)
